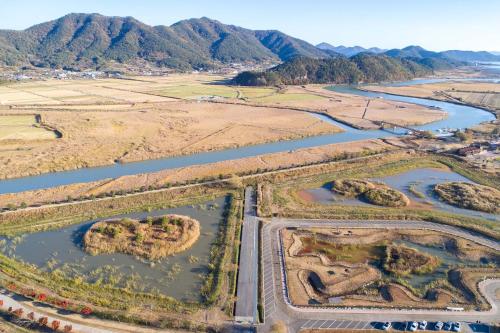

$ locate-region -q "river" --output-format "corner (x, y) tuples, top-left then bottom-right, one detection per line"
(0, 81), (495, 194)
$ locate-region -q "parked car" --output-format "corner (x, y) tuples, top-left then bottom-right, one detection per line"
(434, 321), (444, 330)
(452, 322), (461, 332)
(443, 322), (453, 330)
(408, 321), (418, 331)
(419, 321), (428, 330)
(382, 322), (391, 330)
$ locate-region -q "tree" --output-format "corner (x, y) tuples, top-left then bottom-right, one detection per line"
(226, 174), (243, 188)
(38, 316), (49, 326)
(80, 306), (92, 315)
(12, 308), (24, 317)
(135, 232), (144, 244)
(51, 320), (61, 330)
(270, 321), (288, 333)
(455, 129), (472, 142)
(63, 324), (73, 332)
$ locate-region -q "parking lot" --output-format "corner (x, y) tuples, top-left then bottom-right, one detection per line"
(257, 219), (500, 333)
(300, 319), (376, 330)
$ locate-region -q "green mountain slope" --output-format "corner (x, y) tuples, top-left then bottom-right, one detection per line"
(232, 55), (438, 86)
(0, 13), (330, 69)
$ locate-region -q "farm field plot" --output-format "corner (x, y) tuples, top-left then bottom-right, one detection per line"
(0, 114), (58, 140)
(282, 227), (499, 310)
(247, 85), (446, 129)
(0, 100), (340, 179)
(0, 74), (450, 180)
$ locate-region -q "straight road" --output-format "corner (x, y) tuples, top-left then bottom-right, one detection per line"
(259, 218), (500, 333)
(234, 187), (259, 324)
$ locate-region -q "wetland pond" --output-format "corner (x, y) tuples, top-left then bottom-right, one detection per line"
(298, 168), (500, 222)
(0, 197), (228, 302)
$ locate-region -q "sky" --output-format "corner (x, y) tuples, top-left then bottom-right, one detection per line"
(1, 0), (499, 52)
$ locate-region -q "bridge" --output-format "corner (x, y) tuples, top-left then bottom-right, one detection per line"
(372, 120), (430, 137)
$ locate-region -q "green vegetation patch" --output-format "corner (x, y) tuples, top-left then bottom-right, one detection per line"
(331, 179), (375, 197)
(331, 178), (409, 207)
(299, 236), (385, 263)
(384, 244), (440, 276)
(364, 187), (409, 207)
(434, 182), (500, 213)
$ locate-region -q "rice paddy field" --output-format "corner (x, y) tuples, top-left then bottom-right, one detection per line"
(0, 73), (451, 180)
(0, 114), (58, 140)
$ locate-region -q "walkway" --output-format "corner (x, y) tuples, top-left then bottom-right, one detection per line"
(234, 187), (259, 324)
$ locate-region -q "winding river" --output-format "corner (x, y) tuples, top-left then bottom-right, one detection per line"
(0, 81), (496, 194)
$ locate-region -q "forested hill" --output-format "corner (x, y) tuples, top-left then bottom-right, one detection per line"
(232, 54), (460, 86)
(0, 13), (331, 70)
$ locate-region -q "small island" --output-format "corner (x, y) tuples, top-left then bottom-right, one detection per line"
(83, 214), (200, 260)
(434, 182), (500, 213)
(331, 178), (409, 207)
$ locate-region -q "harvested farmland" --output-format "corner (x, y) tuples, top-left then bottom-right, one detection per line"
(434, 182), (500, 213)
(83, 214), (200, 260)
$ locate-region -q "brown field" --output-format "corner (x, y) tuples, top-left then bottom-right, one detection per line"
(0, 74), (444, 179)
(0, 101), (340, 179)
(0, 138), (394, 208)
(246, 85), (446, 129)
(0, 114), (58, 140)
(362, 81), (500, 114)
(282, 227), (499, 309)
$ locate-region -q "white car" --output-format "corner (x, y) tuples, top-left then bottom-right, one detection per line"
(434, 321), (444, 330)
(382, 322), (391, 330)
(419, 321), (427, 330)
(452, 322), (461, 332)
(408, 321), (418, 331)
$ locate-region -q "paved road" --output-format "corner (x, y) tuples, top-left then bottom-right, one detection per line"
(260, 218), (500, 333)
(234, 187), (259, 324)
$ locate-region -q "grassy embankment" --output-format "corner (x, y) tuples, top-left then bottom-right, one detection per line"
(259, 154), (500, 239)
(0, 185), (243, 330)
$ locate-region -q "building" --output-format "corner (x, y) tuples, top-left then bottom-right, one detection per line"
(457, 146), (481, 156)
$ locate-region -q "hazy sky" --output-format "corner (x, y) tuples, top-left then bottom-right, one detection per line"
(1, 0), (499, 51)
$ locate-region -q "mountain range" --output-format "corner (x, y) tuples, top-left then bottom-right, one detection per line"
(316, 43), (386, 57)
(0, 13), (499, 71)
(0, 13), (329, 70)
